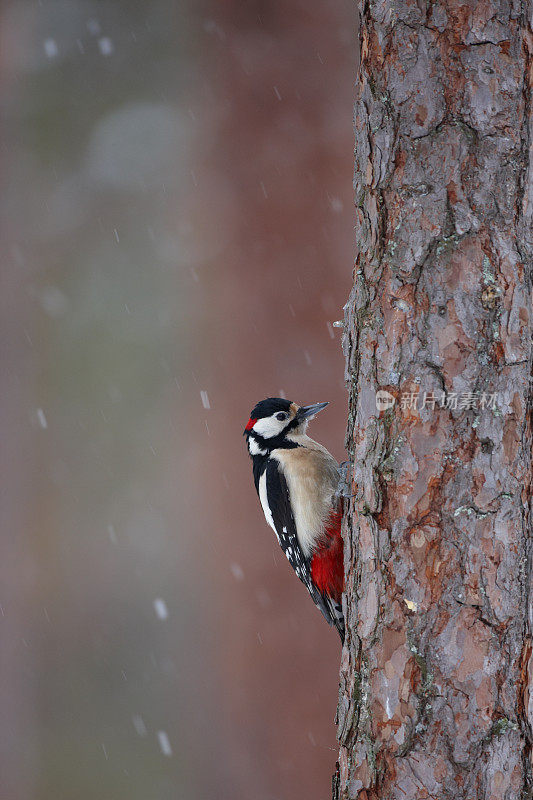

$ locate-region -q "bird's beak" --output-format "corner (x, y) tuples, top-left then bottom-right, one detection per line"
(296, 402), (329, 421)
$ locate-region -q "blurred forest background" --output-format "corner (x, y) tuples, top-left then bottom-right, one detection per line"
(1, 1), (355, 798)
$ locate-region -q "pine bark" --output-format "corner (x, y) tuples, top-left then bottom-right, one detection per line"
(336, 1), (533, 798)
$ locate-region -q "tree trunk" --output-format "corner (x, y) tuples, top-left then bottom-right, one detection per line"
(336, 1), (533, 798)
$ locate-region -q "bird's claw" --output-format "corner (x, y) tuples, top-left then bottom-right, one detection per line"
(336, 460), (354, 501)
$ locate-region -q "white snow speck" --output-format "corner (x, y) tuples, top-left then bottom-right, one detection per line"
(113, 228), (120, 243)
(87, 18), (101, 35)
(98, 37), (114, 56)
(102, 742), (108, 760)
(132, 714), (147, 737)
(273, 86), (282, 100)
(108, 524), (117, 544)
(37, 408), (48, 429)
(230, 562), (244, 581)
(326, 321), (335, 339)
(200, 390), (210, 409)
(40, 286), (69, 318)
(108, 385), (121, 403)
(255, 588), (271, 608)
(303, 350), (312, 366)
(44, 39), (58, 58)
(329, 196), (343, 213)
(157, 730), (172, 757)
(203, 19), (226, 40)
(153, 598), (169, 620)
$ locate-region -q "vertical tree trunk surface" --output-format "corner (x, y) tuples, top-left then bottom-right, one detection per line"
(336, 1), (532, 798)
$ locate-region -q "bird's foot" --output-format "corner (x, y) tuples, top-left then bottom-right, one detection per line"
(336, 461), (354, 502)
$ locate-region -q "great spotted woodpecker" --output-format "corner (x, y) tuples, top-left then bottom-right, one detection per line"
(244, 397), (344, 641)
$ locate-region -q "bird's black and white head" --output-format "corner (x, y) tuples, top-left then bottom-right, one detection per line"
(243, 397), (329, 457)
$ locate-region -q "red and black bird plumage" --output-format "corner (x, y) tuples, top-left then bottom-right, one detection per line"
(244, 397), (344, 641)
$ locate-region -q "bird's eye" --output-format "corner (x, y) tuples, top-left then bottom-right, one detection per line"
(276, 412), (288, 421)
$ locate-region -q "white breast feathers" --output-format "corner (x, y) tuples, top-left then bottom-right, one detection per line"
(271, 436), (339, 558)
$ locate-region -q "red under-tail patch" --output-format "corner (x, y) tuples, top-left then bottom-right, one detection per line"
(245, 417), (257, 431)
(310, 506), (344, 601)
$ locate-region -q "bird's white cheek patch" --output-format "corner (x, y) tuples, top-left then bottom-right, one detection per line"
(252, 416), (284, 438)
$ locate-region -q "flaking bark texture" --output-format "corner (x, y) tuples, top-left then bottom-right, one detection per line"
(336, 1), (533, 798)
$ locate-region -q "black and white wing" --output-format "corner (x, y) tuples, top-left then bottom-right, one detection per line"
(258, 458), (334, 628)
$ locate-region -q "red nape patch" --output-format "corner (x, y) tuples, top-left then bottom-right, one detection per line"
(245, 417), (257, 431)
(310, 508), (344, 600)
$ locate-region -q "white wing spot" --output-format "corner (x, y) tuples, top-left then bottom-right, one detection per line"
(258, 471), (276, 533)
